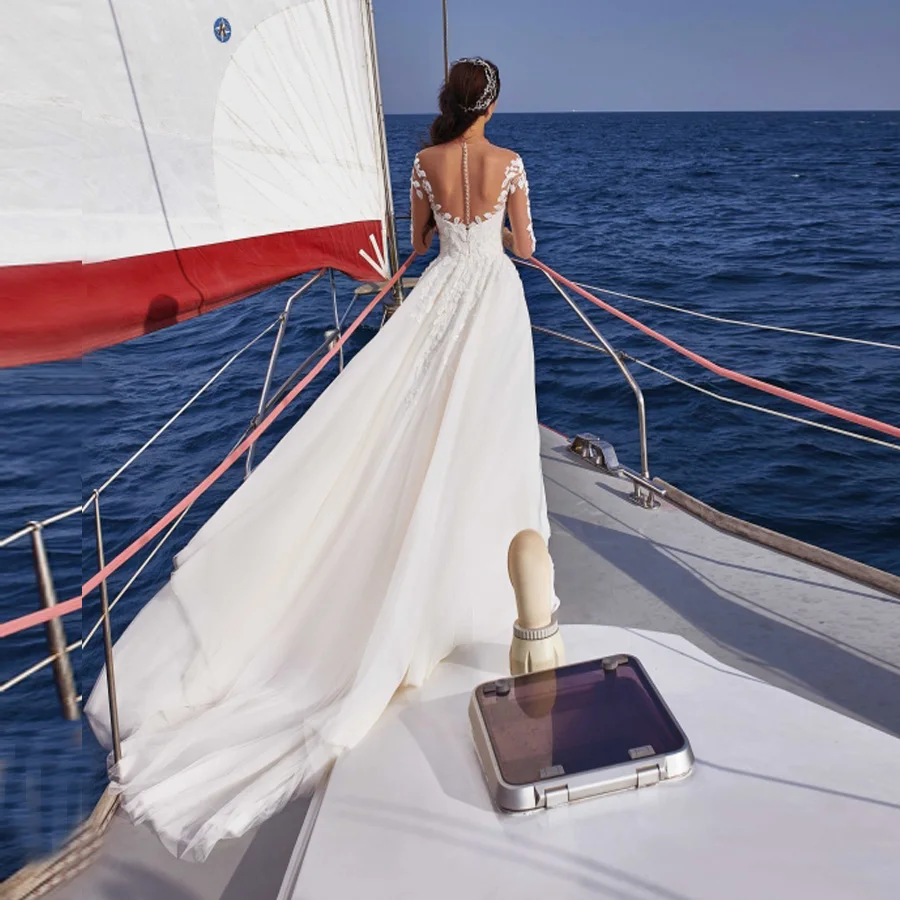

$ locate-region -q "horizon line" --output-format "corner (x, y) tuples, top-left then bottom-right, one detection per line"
(386, 108), (900, 116)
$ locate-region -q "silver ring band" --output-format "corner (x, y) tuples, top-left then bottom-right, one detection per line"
(512, 617), (559, 642)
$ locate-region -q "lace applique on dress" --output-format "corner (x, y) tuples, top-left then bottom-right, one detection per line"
(403, 263), (479, 409)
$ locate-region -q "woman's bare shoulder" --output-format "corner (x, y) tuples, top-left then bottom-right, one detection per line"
(420, 144), (463, 161)
(487, 144), (521, 164)
(414, 145), (441, 168)
(417, 143), (521, 172)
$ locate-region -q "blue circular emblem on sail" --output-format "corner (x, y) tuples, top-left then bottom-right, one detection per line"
(213, 17), (232, 43)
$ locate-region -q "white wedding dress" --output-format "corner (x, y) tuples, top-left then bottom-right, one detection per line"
(86, 147), (558, 861)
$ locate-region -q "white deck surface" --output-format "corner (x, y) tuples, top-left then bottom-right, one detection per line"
(50, 426), (900, 900)
(290, 624), (900, 900)
(538, 428), (900, 738)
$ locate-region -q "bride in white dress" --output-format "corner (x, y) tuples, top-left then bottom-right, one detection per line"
(86, 57), (559, 860)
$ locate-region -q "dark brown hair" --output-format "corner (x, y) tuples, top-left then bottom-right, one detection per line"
(429, 58), (501, 146)
(419, 59), (501, 241)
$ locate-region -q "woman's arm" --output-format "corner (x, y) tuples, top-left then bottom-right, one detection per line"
(504, 155), (535, 260)
(410, 155), (435, 255)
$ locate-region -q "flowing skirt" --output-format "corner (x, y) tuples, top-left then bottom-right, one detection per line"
(85, 248), (557, 860)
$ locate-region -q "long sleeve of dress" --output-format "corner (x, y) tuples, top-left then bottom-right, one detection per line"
(409, 155), (434, 253)
(505, 155), (535, 258)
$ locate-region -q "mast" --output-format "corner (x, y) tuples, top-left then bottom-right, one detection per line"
(442, 0), (450, 80)
(365, 0), (404, 313)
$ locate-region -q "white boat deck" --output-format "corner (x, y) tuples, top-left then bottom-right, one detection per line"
(48, 426), (900, 900)
(292, 625), (900, 900)
(541, 427), (900, 737)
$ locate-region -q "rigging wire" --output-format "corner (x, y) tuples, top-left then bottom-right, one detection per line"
(93, 316), (283, 497)
(570, 280), (900, 351)
(3, 253), (897, 650)
(0, 640), (81, 695)
(526, 259), (900, 441)
(75, 257), (414, 610)
(81, 281), (368, 654)
(0, 314), (283, 551)
(531, 325), (900, 453)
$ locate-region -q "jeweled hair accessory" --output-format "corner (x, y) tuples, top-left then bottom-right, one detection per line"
(454, 57), (497, 113)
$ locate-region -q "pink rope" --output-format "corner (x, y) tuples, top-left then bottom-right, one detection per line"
(0, 255), (414, 639)
(9, 253), (895, 641)
(532, 259), (900, 442)
(0, 597), (82, 639)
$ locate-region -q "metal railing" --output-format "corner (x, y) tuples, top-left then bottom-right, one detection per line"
(4, 251), (900, 725)
(245, 270), (327, 477)
(0, 259), (413, 783)
(92, 491), (122, 762)
(0, 267), (349, 723)
(518, 258), (900, 501)
(519, 260), (660, 508)
(28, 524), (79, 719)
(535, 259), (900, 442)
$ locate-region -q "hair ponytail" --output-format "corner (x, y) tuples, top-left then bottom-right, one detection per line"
(429, 106), (482, 146)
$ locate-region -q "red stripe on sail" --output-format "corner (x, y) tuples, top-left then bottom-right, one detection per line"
(0, 221), (384, 368)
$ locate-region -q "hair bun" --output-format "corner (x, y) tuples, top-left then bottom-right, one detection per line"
(453, 58), (498, 112)
(429, 57), (500, 148)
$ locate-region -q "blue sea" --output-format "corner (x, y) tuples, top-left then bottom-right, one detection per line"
(1, 111), (898, 878)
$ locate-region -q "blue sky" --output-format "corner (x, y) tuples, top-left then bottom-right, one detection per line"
(374, 0), (900, 112)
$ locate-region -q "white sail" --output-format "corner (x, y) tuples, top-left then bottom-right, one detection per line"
(0, 0), (390, 366)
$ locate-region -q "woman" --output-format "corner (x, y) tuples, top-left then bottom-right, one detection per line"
(86, 57), (559, 861)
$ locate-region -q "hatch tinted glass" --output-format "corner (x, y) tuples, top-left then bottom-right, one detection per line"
(477, 656), (686, 785)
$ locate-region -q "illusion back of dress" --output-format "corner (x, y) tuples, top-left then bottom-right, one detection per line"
(411, 142), (535, 260)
